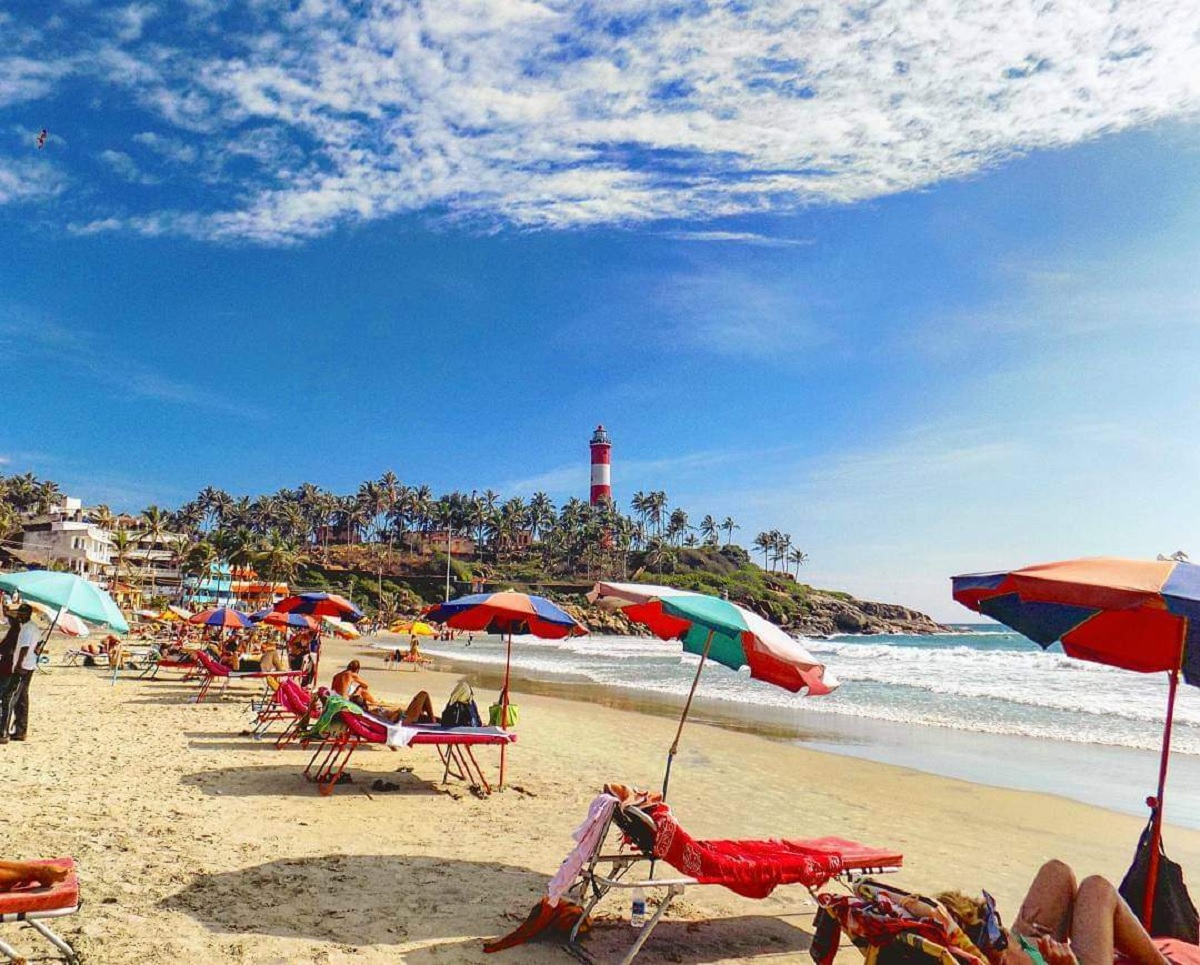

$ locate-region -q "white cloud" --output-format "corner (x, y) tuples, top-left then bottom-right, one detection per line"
(4, 1), (1200, 238)
(99, 148), (159, 184)
(656, 230), (813, 246)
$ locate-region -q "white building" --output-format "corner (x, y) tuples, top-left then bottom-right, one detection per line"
(20, 498), (114, 580)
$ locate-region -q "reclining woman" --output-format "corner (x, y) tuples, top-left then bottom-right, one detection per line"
(330, 660), (437, 724)
(908, 860), (1181, 965)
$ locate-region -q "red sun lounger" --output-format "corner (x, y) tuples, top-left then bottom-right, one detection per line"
(250, 679), (318, 748)
(0, 858), (81, 964)
(192, 650), (306, 703)
(488, 791), (902, 964)
(302, 707), (516, 796)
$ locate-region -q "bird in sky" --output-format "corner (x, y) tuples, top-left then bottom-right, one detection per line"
(36, 129), (47, 149)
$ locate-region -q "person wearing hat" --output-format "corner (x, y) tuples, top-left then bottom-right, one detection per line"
(0, 603), (37, 743)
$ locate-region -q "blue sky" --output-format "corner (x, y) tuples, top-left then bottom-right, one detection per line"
(3, 1), (1200, 620)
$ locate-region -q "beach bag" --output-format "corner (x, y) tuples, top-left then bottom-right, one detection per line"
(488, 701), (519, 728)
(1119, 816), (1199, 943)
(441, 679), (482, 728)
(488, 689), (519, 728)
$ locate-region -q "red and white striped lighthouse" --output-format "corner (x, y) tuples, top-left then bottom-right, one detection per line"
(589, 425), (612, 505)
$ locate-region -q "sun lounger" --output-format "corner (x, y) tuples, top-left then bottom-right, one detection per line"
(487, 789), (902, 963)
(248, 678), (318, 747)
(301, 703), (516, 796)
(191, 650), (305, 703)
(0, 859), (81, 965)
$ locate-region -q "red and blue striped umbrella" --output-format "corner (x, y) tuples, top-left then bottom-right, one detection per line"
(273, 592), (363, 622)
(424, 591), (586, 788)
(424, 591), (585, 639)
(952, 556), (1200, 928)
(251, 608), (319, 630)
(187, 607), (254, 629)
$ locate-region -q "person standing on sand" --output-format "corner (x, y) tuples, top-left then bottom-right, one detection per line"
(0, 604), (37, 743)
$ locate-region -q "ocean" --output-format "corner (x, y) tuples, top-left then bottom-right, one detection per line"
(377, 625), (1200, 827)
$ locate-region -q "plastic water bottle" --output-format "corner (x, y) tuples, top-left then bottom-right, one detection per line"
(630, 887), (646, 929)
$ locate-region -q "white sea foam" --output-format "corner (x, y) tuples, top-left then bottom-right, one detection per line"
(381, 631), (1200, 755)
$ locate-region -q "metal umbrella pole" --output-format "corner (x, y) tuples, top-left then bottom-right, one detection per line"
(499, 626), (513, 788)
(661, 628), (715, 801)
(1143, 666), (1181, 928)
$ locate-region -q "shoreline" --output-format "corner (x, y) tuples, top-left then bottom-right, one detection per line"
(412, 642), (1200, 831)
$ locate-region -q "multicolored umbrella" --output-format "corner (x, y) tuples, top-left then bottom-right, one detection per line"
(322, 616), (360, 639)
(424, 591), (587, 786)
(0, 570), (128, 634)
(251, 609), (319, 630)
(188, 607), (254, 629)
(952, 556), (1200, 928)
(27, 600), (90, 638)
(273, 592), (364, 622)
(589, 582), (838, 797)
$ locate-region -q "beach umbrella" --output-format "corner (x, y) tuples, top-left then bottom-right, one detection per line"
(423, 591), (587, 786)
(250, 609), (319, 630)
(187, 607), (254, 629)
(589, 582), (838, 798)
(27, 600), (90, 638)
(390, 619), (436, 636)
(0, 570), (129, 634)
(272, 592), (364, 622)
(952, 556), (1200, 928)
(322, 616), (360, 639)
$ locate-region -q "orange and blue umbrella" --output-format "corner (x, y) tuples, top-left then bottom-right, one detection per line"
(251, 608), (319, 630)
(424, 591), (584, 639)
(424, 591), (586, 787)
(188, 607), (254, 629)
(952, 556), (1200, 928)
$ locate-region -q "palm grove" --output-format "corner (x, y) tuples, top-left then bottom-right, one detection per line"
(0, 472), (808, 604)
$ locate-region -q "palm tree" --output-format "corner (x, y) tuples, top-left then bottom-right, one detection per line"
(753, 531), (773, 570)
(721, 516), (739, 547)
(254, 532), (305, 584)
(527, 491), (556, 543)
(787, 547), (808, 577)
(699, 514), (718, 546)
(140, 505), (169, 598)
(111, 529), (136, 592)
(666, 508), (690, 546)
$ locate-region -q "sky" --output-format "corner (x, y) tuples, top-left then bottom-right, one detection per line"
(3, 1), (1200, 621)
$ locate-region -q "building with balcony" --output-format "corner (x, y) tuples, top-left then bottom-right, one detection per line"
(19, 497), (114, 580)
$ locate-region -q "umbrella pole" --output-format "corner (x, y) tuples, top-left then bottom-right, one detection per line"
(1143, 667), (1180, 928)
(500, 628), (513, 789)
(662, 629), (715, 801)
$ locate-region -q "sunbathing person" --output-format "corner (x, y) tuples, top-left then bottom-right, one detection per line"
(0, 860), (70, 891)
(906, 860), (1172, 965)
(331, 660), (376, 709)
(373, 691), (438, 725)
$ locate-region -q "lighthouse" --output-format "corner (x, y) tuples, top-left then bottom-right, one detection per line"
(589, 425), (612, 505)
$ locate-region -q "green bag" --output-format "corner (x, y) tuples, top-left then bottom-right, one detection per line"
(488, 700), (519, 728)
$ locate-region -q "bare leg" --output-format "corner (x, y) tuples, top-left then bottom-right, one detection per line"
(402, 691), (436, 724)
(1014, 859), (1077, 942)
(1070, 875), (1166, 965)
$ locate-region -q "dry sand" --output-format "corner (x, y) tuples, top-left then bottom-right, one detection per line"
(3, 633), (1200, 964)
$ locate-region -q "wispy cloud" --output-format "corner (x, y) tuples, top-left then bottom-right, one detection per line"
(2, 2), (1200, 240)
(0, 308), (258, 417)
(656, 231), (813, 247)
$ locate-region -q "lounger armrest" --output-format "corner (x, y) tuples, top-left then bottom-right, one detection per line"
(592, 874), (695, 890)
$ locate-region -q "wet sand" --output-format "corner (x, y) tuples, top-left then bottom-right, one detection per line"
(2, 632), (1199, 964)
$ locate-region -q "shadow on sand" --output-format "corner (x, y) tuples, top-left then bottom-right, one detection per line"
(180, 762), (443, 798)
(164, 853), (812, 962)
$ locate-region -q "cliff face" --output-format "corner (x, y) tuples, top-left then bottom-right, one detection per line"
(785, 591), (949, 636)
(554, 590), (949, 639)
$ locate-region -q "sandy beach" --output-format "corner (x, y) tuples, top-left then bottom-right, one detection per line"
(4, 633), (1200, 965)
